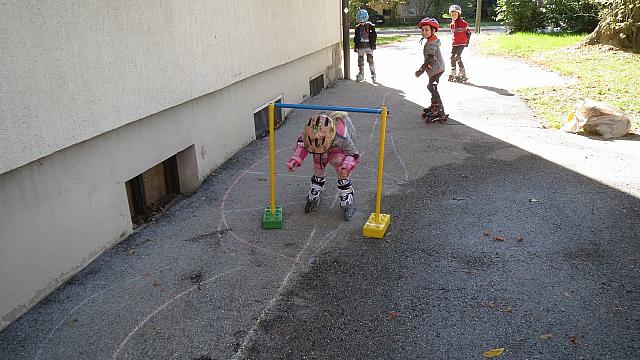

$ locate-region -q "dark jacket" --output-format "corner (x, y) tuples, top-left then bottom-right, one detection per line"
(354, 22), (377, 50)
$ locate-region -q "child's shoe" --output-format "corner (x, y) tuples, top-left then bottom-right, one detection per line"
(305, 175), (325, 213)
(337, 179), (355, 220)
(422, 100), (448, 122)
(455, 69), (467, 83)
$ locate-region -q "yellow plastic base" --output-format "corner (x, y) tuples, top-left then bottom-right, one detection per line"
(363, 213), (391, 238)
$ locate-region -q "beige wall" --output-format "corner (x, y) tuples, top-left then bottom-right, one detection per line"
(0, 0), (341, 174)
(0, 0), (343, 330)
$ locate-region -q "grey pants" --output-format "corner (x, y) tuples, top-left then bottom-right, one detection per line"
(450, 46), (465, 73)
(357, 47), (375, 74)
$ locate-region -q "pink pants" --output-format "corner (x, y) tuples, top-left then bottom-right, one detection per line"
(312, 147), (359, 179)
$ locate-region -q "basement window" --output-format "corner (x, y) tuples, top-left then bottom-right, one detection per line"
(254, 98), (283, 140)
(126, 155), (180, 227)
(309, 74), (324, 97)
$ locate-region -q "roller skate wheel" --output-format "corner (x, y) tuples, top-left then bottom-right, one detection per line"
(343, 205), (356, 220)
(305, 198), (319, 213)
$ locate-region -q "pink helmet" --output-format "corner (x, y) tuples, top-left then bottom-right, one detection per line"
(417, 18), (440, 32)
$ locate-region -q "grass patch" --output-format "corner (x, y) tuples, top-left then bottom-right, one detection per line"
(481, 32), (587, 58)
(479, 33), (639, 130)
(349, 35), (409, 48)
(377, 35), (411, 46)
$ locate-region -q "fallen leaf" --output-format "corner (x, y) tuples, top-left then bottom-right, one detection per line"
(152, 281), (161, 288)
(494, 235), (505, 241)
(483, 347), (505, 358)
(483, 229), (492, 236)
(499, 306), (513, 313)
(387, 311), (401, 320)
(190, 272), (203, 284)
(539, 333), (553, 340)
(127, 249), (136, 256)
(153, 325), (162, 333)
(484, 301), (496, 308)
(569, 336), (580, 347)
(516, 235), (524, 242)
(142, 272), (151, 277)
(66, 319), (79, 325)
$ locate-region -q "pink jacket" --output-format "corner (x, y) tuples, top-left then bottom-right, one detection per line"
(288, 117), (359, 171)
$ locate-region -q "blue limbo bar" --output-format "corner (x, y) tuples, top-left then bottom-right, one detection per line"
(274, 102), (382, 114)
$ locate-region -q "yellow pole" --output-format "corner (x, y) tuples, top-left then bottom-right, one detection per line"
(374, 107), (387, 224)
(269, 103), (276, 215)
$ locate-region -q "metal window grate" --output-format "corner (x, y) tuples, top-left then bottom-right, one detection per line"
(253, 99), (283, 140)
(126, 155), (180, 226)
(309, 74), (324, 97)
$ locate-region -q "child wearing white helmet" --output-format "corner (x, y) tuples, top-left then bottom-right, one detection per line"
(448, 5), (472, 82)
(353, 9), (378, 83)
(286, 112), (360, 219)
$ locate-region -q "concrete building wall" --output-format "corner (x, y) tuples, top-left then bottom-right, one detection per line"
(0, 0), (343, 330)
(0, 0), (341, 174)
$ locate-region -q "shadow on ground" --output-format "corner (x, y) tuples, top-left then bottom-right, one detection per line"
(1, 80), (638, 360)
(462, 81), (515, 96)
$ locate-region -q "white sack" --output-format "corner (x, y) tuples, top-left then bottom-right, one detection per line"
(561, 99), (631, 139)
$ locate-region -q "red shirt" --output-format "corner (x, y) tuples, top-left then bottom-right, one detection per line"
(450, 18), (470, 46)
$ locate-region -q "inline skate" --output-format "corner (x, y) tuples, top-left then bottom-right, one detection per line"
(304, 175), (325, 213)
(337, 179), (356, 220)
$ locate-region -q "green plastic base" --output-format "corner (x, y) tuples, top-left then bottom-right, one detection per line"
(363, 213), (391, 238)
(262, 206), (283, 229)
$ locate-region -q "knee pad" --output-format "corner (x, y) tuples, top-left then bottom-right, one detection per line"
(366, 54), (374, 65)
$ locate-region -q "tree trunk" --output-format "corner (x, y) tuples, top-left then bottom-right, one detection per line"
(583, 0), (639, 51)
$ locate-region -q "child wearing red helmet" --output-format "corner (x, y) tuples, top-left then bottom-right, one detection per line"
(415, 18), (448, 122)
(448, 5), (472, 82)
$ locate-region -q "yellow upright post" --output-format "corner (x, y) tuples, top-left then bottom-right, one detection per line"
(363, 106), (391, 238)
(262, 103), (283, 228)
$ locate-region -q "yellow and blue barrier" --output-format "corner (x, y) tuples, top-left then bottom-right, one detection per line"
(262, 102), (391, 239)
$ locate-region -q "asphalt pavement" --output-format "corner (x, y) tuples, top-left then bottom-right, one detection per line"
(1, 33), (638, 360)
